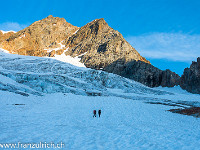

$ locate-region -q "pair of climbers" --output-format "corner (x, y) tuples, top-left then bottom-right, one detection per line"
(93, 110), (101, 118)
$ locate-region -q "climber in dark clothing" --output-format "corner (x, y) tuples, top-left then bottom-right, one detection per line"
(93, 110), (96, 117)
(98, 110), (101, 118)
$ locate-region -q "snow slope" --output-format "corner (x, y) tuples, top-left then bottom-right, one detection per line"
(52, 53), (86, 68)
(0, 50), (200, 149)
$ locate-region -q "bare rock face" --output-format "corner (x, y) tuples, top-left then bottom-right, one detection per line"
(64, 18), (149, 69)
(0, 15), (79, 56)
(180, 57), (200, 94)
(0, 31), (15, 43)
(104, 59), (180, 87)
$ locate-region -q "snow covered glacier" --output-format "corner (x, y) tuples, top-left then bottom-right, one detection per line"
(0, 49), (200, 149)
(0, 49), (174, 97)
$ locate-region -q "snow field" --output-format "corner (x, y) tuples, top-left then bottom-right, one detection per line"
(0, 92), (200, 149)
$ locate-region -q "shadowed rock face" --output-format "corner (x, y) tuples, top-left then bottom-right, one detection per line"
(161, 69), (180, 87)
(180, 57), (200, 94)
(64, 18), (149, 69)
(0, 15), (79, 56)
(104, 59), (180, 87)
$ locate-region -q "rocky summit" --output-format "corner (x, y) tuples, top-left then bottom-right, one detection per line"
(64, 18), (149, 69)
(180, 57), (200, 94)
(0, 15), (79, 56)
(0, 15), (181, 88)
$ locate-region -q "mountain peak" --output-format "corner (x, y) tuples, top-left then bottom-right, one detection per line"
(64, 17), (149, 69)
(47, 15), (54, 19)
(93, 18), (106, 23)
(89, 18), (108, 27)
(0, 16), (79, 55)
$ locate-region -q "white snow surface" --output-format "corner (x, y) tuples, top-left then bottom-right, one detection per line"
(52, 53), (86, 68)
(0, 30), (16, 34)
(42, 41), (86, 67)
(0, 49), (200, 149)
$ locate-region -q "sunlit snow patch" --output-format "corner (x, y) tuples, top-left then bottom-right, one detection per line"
(0, 48), (10, 54)
(0, 30), (16, 34)
(52, 52), (86, 68)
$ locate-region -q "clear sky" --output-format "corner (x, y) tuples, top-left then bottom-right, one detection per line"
(1, 0), (200, 75)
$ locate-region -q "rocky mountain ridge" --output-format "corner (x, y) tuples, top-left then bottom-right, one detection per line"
(0, 15), (79, 56)
(104, 59), (180, 87)
(2, 15), (198, 91)
(64, 18), (149, 69)
(180, 57), (200, 94)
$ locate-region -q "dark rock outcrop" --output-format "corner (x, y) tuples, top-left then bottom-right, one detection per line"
(180, 57), (200, 94)
(161, 69), (180, 87)
(104, 59), (180, 87)
(169, 107), (200, 118)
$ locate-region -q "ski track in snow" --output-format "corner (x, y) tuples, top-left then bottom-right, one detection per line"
(0, 49), (200, 149)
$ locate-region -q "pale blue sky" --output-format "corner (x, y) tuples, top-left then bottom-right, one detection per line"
(1, 0), (200, 75)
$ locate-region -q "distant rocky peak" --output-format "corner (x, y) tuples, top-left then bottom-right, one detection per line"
(39, 15), (63, 21)
(64, 18), (117, 48)
(0, 15), (79, 55)
(47, 15), (54, 19)
(79, 18), (111, 36)
(87, 18), (107, 27)
(29, 15), (76, 30)
(88, 18), (108, 29)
